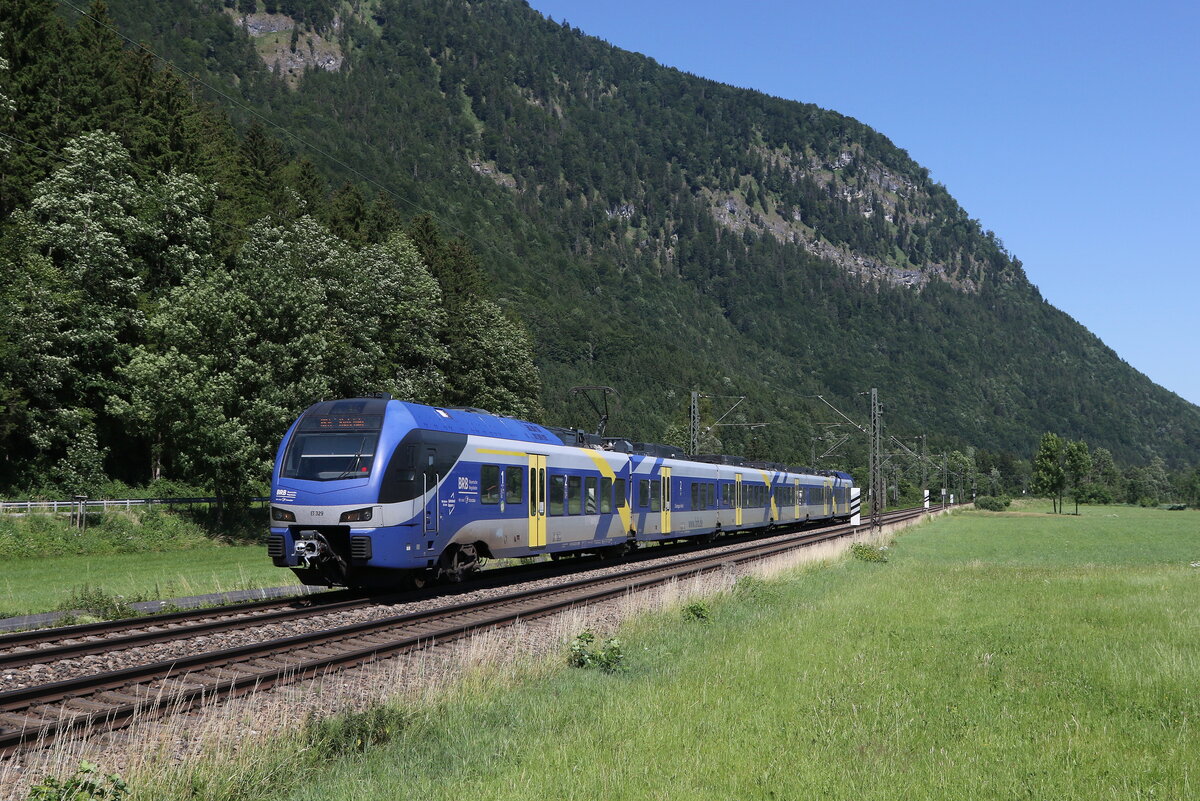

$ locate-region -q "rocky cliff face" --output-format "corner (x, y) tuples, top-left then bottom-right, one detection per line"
(228, 11), (343, 87)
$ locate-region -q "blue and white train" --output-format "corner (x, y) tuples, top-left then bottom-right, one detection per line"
(266, 396), (857, 588)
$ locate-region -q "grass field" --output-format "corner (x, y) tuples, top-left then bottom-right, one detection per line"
(0, 547), (284, 620)
(165, 501), (1198, 801)
(20, 502), (1198, 799)
(0, 508), (283, 619)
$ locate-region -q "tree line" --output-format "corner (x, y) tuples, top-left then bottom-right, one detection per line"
(1031, 432), (1197, 513)
(0, 2), (541, 502)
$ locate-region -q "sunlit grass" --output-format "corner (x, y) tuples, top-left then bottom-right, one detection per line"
(0, 548), (284, 619)
(262, 504), (1200, 801)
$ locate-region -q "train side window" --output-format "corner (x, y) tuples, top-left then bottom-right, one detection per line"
(550, 475), (565, 515)
(585, 477), (597, 514)
(568, 476), (582, 515)
(650, 480), (661, 512)
(505, 466), (523, 505)
(615, 478), (627, 508)
(481, 465), (500, 504)
(690, 483), (699, 511)
(709, 483), (716, 508)
(600, 477), (612, 513)
(639, 479), (650, 508)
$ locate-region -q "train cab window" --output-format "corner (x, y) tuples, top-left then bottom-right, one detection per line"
(505, 466), (523, 505)
(600, 477), (613, 514)
(650, 480), (661, 512)
(615, 478), (627, 508)
(282, 430), (380, 481)
(568, 476), (582, 515)
(550, 475), (565, 515)
(585, 477), (598, 514)
(481, 465), (500, 504)
(639, 479), (650, 508)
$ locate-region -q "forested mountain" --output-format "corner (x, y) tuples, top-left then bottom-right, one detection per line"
(1, 0), (1197, 498)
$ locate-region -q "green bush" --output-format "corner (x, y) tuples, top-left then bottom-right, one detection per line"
(1074, 483), (1115, 505)
(850, 542), (889, 562)
(567, 630), (627, 674)
(681, 601), (711, 623)
(973, 495), (1012, 511)
(0, 506), (266, 559)
(26, 761), (128, 800)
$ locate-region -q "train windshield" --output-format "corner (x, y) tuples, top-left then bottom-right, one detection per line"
(281, 430), (380, 481)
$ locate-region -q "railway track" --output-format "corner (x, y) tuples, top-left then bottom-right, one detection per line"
(0, 506), (935, 755)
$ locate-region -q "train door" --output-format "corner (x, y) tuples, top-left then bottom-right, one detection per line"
(528, 454), (547, 548)
(794, 478), (801, 521)
(825, 478), (833, 517)
(661, 467), (672, 535)
(734, 473), (743, 527)
(423, 447), (439, 534)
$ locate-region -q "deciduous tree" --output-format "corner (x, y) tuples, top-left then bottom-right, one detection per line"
(1063, 439), (1092, 514)
(1032, 433), (1065, 513)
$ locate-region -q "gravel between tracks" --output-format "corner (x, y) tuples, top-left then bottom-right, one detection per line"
(1, 526), (830, 691)
(0, 515), (930, 797)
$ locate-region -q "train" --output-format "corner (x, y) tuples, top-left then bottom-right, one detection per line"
(266, 396), (859, 589)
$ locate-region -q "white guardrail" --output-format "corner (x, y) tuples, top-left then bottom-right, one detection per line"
(1, 497), (270, 514)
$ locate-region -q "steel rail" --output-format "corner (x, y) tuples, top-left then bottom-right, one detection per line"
(0, 506), (939, 755)
(0, 590), (359, 651)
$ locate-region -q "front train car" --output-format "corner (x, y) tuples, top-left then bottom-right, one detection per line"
(265, 396), (564, 588)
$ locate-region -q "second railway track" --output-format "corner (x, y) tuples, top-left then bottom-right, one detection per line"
(0, 506), (935, 756)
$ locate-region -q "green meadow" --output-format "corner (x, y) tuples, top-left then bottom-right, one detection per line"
(143, 501), (1200, 801)
(0, 510), (282, 619)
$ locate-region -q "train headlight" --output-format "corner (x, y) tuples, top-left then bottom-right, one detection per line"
(339, 507), (374, 523)
(271, 507), (296, 522)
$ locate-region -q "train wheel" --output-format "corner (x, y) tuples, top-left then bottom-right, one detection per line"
(438, 544), (480, 583)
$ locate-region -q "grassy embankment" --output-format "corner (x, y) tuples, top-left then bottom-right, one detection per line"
(128, 500), (1200, 801)
(0, 509), (282, 619)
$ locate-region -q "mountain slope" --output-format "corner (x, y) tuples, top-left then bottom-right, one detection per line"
(31, 0), (1200, 467)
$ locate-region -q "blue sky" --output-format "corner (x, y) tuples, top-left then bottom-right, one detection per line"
(528, 0), (1200, 407)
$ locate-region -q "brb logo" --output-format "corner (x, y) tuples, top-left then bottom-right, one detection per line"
(275, 487), (298, 502)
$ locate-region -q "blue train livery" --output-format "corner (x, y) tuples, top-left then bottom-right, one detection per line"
(266, 397), (856, 589)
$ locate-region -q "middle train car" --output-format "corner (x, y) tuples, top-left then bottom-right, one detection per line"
(267, 398), (855, 588)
